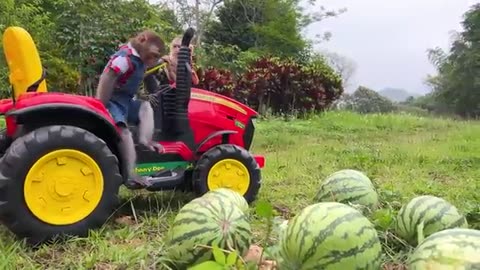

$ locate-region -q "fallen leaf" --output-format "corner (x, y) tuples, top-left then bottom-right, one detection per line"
(115, 216), (135, 226)
(273, 204), (291, 219)
(260, 260), (277, 270)
(243, 245), (263, 264)
(243, 245), (279, 269)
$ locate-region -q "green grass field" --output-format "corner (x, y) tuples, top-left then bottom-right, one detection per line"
(0, 111), (479, 269)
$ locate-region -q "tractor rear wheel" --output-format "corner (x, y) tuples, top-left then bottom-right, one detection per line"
(0, 127), (11, 157)
(0, 125), (122, 245)
(192, 144), (261, 204)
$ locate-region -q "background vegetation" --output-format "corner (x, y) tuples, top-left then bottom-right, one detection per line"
(2, 0), (478, 120)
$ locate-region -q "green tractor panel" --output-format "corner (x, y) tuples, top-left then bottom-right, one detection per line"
(0, 26), (265, 244)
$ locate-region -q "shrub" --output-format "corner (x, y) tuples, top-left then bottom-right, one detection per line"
(343, 86), (396, 114)
(197, 56), (344, 117)
(196, 67), (236, 98)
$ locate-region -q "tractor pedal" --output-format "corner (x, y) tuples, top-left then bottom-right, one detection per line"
(145, 169), (186, 191)
(124, 169), (185, 191)
(124, 178), (150, 190)
(151, 169), (172, 178)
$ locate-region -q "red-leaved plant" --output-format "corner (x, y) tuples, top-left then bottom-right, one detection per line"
(196, 56), (343, 116)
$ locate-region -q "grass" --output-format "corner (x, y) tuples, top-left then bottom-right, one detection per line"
(0, 110), (479, 269)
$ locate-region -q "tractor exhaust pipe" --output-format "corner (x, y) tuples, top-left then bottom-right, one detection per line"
(171, 28), (195, 133)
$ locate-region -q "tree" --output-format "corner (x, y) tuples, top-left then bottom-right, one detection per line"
(203, 0), (346, 58)
(425, 3), (480, 118)
(343, 86), (395, 114)
(163, 0), (223, 46)
(321, 51), (357, 89)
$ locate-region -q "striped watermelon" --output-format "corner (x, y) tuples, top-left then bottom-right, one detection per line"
(165, 195), (252, 268)
(314, 169), (379, 210)
(394, 195), (468, 245)
(279, 202), (383, 270)
(202, 188), (249, 213)
(408, 228), (480, 269)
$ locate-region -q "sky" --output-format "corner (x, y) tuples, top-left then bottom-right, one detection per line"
(303, 0), (480, 94)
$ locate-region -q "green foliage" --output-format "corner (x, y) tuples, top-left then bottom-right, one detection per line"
(0, 0), (181, 96)
(341, 86), (396, 114)
(195, 44), (263, 75)
(51, 0), (181, 93)
(425, 3), (480, 118)
(0, 0), (57, 96)
(203, 0), (340, 59)
(187, 244), (241, 270)
(0, 0), (345, 113)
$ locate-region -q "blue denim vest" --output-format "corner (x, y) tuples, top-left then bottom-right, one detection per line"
(109, 44), (145, 107)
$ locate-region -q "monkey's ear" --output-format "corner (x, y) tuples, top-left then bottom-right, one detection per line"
(137, 33), (147, 43)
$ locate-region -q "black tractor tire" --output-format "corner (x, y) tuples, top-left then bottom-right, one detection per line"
(0, 125), (122, 245)
(0, 128), (11, 157)
(192, 144), (261, 204)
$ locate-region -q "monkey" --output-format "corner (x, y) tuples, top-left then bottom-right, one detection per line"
(95, 29), (166, 187)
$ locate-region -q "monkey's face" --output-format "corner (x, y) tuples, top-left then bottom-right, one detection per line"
(141, 44), (162, 67)
(136, 35), (162, 67)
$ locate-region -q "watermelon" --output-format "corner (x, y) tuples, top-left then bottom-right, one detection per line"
(279, 202), (383, 270)
(394, 195), (468, 245)
(314, 169), (379, 210)
(202, 188), (249, 213)
(408, 228), (480, 269)
(165, 195), (252, 268)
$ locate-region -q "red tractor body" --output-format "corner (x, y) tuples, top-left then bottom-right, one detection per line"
(0, 88), (265, 167)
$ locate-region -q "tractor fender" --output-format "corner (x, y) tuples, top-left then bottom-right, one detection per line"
(194, 130), (238, 155)
(6, 103), (128, 181)
(7, 103), (120, 139)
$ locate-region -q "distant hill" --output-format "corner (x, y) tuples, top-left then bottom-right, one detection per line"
(378, 88), (420, 102)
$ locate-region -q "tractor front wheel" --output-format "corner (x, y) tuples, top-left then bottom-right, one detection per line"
(0, 125), (122, 245)
(192, 144), (261, 204)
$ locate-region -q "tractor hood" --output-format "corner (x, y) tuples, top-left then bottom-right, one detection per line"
(190, 88), (258, 119)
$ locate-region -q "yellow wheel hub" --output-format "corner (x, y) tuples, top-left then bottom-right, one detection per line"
(207, 159), (250, 195)
(24, 149), (104, 225)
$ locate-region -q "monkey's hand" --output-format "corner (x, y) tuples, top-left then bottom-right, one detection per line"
(144, 141), (164, 153)
(146, 93), (160, 108)
(96, 69), (119, 105)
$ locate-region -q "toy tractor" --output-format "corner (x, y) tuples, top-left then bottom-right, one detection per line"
(0, 26), (265, 245)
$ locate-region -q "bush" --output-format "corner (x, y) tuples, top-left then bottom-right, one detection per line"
(197, 56), (344, 117)
(342, 86), (396, 114)
(196, 67), (236, 98)
(394, 104), (430, 117)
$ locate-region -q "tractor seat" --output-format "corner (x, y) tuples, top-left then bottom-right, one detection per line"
(2, 26), (47, 99)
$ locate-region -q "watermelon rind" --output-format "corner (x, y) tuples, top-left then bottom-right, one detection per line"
(279, 202), (383, 270)
(165, 195), (252, 268)
(314, 169), (379, 210)
(408, 228), (480, 269)
(394, 195), (468, 245)
(326, 169), (374, 187)
(202, 188), (250, 213)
